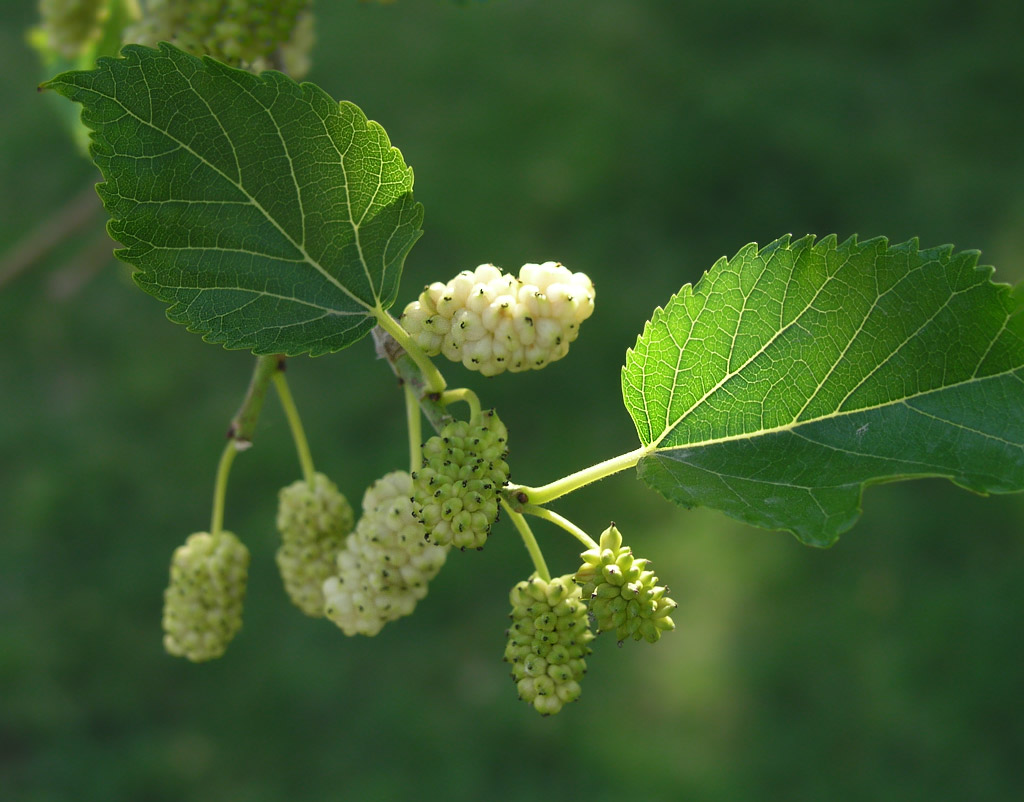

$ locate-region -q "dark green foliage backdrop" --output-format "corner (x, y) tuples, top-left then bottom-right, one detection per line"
(2, 1), (1023, 800)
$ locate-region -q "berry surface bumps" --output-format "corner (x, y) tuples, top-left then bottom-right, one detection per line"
(504, 574), (594, 715)
(323, 471), (448, 636)
(401, 262), (595, 376)
(162, 530), (250, 662)
(412, 409), (510, 550)
(276, 472), (355, 617)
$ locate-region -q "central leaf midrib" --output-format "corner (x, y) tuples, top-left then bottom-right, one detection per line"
(650, 248), (840, 450)
(649, 246), (985, 454)
(650, 365), (1023, 457)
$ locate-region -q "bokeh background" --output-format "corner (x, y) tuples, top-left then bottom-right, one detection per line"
(3, 1), (1024, 800)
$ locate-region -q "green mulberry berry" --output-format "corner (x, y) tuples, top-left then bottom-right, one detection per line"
(323, 471), (448, 636)
(400, 262), (595, 376)
(575, 523), (677, 644)
(162, 530), (249, 662)
(412, 409), (509, 550)
(504, 574), (593, 715)
(275, 472), (354, 617)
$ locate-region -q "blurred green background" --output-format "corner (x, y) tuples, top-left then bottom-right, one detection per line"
(3, 1), (1024, 800)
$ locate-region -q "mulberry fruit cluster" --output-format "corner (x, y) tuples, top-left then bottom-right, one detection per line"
(400, 262), (595, 376)
(323, 472), (448, 636)
(575, 524), (677, 644)
(35, 0), (106, 60)
(412, 410), (509, 550)
(275, 473), (355, 618)
(504, 574), (594, 715)
(125, 0), (314, 77)
(162, 530), (250, 662)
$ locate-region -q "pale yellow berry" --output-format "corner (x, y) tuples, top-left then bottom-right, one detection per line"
(323, 472), (448, 636)
(399, 262), (595, 376)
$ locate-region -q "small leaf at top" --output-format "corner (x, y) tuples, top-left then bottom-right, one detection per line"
(43, 43), (423, 355)
(622, 235), (1024, 546)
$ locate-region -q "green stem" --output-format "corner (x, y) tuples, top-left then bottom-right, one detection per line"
(228, 355), (281, 447)
(210, 440), (238, 537)
(503, 501), (551, 582)
(524, 505), (599, 550)
(509, 445), (651, 506)
(374, 309), (447, 394)
(439, 387), (482, 423)
(273, 370), (316, 485)
(405, 382), (423, 474)
(372, 326), (454, 434)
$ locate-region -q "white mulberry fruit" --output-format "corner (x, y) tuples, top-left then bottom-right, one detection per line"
(323, 471), (448, 636)
(124, 0), (312, 74)
(275, 473), (354, 617)
(162, 530), (249, 662)
(400, 262), (595, 376)
(504, 574), (594, 715)
(575, 523), (677, 644)
(35, 0), (106, 60)
(412, 409), (509, 550)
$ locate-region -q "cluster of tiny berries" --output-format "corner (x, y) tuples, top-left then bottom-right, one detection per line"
(125, 0), (313, 77)
(162, 530), (250, 662)
(322, 471), (448, 636)
(36, 0), (106, 59)
(275, 472), (355, 618)
(411, 410), (510, 550)
(575, 524), (677, 644)
(504, 574), (594, 715)
(400, 262), (595, 376)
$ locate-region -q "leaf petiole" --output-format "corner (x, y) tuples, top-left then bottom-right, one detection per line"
(509, 445), (651, 506)
(374, 309), (447, 394)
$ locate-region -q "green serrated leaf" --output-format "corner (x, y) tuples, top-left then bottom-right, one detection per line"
(622, 235), (1024, 547)
(43, 43), (423, 355)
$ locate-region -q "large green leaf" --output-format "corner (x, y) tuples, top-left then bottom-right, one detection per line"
(44, 43), (423, 355)
(622, 235), (1024, 546)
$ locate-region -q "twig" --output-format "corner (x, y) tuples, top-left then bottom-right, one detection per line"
(0, 184), (101, 289)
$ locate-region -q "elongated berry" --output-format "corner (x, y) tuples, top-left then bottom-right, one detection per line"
(162, 530), (249, 662)
(400, 262), (595, 376)
(575, 523), (677, 644)
(323, 471), (448, 636)
(504, 574), (593, 715)
(275, 472), (355, 617)
(412, 409), (509, 550)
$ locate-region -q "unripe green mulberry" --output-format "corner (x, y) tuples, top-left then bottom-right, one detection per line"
(275, 472), (354, 617)
(401, 262), (595, 376)
(162, 530), (249, 662)
(412, 409), (509, 550)
(323, 471), (448, 636)
(575, 523), (677, 644)
(504, 574), (594, 715)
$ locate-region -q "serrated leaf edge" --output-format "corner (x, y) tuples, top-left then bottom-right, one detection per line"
(44, 43), (423, 355)
(622, 233), (1020, 455)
